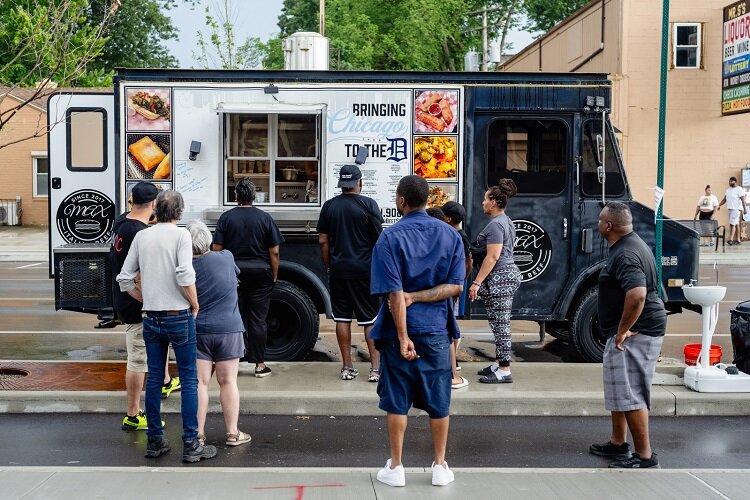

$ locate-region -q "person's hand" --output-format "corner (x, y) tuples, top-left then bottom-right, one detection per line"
(469, 282), (480, 301)
(192, 307), (199, 319)
(403, 292), (413, 308)
(400, 338), (418, 361)
(615, 330), (637, 351)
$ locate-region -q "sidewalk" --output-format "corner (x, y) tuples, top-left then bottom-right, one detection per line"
(2, 466), (748, 499)
(2, 361), (749, 416)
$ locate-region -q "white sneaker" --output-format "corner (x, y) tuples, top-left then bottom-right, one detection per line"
(431, 461), (455, 486)
(376, 458), (405, 487)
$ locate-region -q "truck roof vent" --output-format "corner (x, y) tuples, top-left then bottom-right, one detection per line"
(283, 32), (329, 71)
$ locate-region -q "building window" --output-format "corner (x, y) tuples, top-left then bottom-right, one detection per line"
(673, 23), (701, 68)
(486, 119), (568, 195)
(224, 113), (320, 205)
(33, 156), (49, 198)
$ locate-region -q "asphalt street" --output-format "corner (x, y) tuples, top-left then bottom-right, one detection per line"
(1, 414), (749, 469)
(0, 261), (746, 363)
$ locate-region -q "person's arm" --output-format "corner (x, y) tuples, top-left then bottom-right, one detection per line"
(403, 284), (463, 307)
(388, 290), (417, 361)
(694, 204), (701, 220)
(318, 233), (331, 268)
(212, 214), (225, 251)
(117, 236), (141, 299)
(212, 242), (224, 251)
(615, 286), (647, 351)
(718, 195), (726, 209)
(182, 284), (199, 318)
(268, 245), (280, 282)
(468, 243), (502, 301)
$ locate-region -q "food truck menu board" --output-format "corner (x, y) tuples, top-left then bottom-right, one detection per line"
(723, 1), (750, 115)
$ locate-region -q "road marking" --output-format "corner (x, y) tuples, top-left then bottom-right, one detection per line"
(15, 262), (44, 269)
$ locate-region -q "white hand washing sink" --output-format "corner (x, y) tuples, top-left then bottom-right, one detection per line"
(682, 285), (726, 307)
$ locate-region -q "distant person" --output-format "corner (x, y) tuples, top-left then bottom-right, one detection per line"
(694, 185), (719, 247)
(589, 202), (666, 469)
(117, 190), (217, 463)
(371, 175), (465, 488)
(441, 201), (472, 389)
(426, 206), (446, 220)
(469, 179), (520, 384)
(317, 165), (382, 382)
(718, 176), (747, 245)
(111, 182), (179, 432)
(188, 221), (251, 448)
(213, 178), (284, 378)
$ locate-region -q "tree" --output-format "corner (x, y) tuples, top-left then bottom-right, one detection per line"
(523, 0), (591, 33)
(0, 0), (117, 149)
(193, 0), (263, 69)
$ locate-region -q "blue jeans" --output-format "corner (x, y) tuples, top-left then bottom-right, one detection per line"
(143, 310), (198, 443)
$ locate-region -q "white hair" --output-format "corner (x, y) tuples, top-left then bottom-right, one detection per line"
(187, 220), (212, 255)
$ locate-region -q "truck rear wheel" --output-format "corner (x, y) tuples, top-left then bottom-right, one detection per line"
(265, 280), (320, 361)
(570, 287), (606, 362)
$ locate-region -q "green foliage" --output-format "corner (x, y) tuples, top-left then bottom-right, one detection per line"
(88, 0), (179, 70)
(523, 0), (591, 33)
(194, 0), (263, 69)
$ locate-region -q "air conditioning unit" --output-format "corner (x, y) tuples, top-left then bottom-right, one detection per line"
(0, 201), (19, 226)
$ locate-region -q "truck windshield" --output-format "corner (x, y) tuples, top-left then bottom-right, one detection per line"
(581, 120), (626, 198)
(486, 119), (567, 194)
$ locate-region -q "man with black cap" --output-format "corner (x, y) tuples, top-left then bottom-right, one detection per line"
(317, 164), (383, 381)
(111, 182), (179, 432)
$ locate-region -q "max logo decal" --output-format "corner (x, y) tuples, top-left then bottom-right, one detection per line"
(56, 189), (115, 244)
(513, 219), (552, 282)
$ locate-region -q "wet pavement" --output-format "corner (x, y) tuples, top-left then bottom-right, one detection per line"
(1, 414), (749, 469)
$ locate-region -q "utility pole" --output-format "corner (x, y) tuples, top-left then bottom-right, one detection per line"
(319, 0), (325, 35)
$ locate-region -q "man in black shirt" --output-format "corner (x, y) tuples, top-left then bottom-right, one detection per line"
(590, 202), (666, 469)
(213, 178), (284, 377)
(111, 182), (180, 430)
(317, 165), (383, 381)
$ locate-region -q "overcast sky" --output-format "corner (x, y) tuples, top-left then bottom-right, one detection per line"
(164, 0), (537, 68)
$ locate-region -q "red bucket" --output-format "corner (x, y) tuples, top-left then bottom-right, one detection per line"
(683, 344), (722, 366)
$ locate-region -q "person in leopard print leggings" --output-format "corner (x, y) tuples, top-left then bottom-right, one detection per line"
(468, 179), (521, 383)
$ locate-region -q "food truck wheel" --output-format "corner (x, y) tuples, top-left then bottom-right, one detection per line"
(264, 280), (320, 361)
(570, 287), (606, 363)
(545, 321), (570, 340)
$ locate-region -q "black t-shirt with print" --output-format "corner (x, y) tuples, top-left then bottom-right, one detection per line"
(213, 206), (284, 268)
(110, 215), (149, 324)
(598, 232), (667, 338)
(316, 194), (383, 279)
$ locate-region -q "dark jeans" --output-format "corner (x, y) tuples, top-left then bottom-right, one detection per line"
(142, 310), (198, 443)
(237, 264), (275, 363)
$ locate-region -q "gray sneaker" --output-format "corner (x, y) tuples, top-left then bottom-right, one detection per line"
(182, 439), (218, 463)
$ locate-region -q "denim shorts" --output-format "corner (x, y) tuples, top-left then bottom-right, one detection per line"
(376, 334), (452, 419)
(196, 331), (244, 362)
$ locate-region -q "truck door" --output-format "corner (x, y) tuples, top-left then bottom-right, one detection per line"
(48, 92), (116, 270)
(474, 115), (572, 318)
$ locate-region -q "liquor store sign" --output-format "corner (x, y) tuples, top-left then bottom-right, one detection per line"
(723, 1), (750, 115)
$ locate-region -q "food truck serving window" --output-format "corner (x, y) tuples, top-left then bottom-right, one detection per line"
(486, 119), (567, 194)
(224, 112), (321, 205)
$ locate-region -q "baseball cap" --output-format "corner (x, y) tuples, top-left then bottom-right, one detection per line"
(338, 164), (362, 188)
(441, 201), (466, 223)
(131, 181), (159, 204)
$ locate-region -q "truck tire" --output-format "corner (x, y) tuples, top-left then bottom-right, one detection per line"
(265, 280), (320, 361)
(570, 287), (606, 363)
(545, 321), (570, 341)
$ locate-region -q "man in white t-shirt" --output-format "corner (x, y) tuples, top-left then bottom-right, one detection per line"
(694, 185), (720, 246)
(718, 176), (747, 245)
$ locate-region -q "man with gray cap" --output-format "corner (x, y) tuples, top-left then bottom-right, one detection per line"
(317, 164), (383, 381)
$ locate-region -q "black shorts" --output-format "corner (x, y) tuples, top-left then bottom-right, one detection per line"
(330, 277), (379, 325)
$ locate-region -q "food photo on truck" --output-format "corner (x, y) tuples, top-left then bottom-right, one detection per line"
(47, 69), (700, 363)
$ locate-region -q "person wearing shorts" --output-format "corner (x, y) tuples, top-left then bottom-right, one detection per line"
(370, 176), (465, 487)
(189, 221), (251, 448)
(719, 176), (747, 245)
(590, 202), (666, 469)
(318, 164), (383, 381)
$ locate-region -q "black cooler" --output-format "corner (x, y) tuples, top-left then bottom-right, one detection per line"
(730, 300), (750, 375)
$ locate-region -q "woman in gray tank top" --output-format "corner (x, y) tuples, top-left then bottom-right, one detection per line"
(468, 179), (521, 383)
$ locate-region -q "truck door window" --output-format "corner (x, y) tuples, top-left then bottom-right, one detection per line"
(67, 109), (107, 171)
(225, 113), (320, 205)
(487, 119), (567, 194)
(581, 120), (625, 197)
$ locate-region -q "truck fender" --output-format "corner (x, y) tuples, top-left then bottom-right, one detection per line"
(556, 262), (605, 319)
(278, 261), (332, 318)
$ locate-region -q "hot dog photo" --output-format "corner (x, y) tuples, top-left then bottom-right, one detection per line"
(414, 90), (458, 133)
(126, 88), (171, 132)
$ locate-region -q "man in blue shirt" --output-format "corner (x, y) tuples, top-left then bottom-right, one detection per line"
(370, 175), (465, 488)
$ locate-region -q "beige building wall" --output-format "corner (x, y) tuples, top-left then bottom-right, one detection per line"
(502, 0), (750, 220)
(0, 96), (48, 226)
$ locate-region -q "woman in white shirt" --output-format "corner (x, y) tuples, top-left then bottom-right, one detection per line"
(694, 185), (719, 221)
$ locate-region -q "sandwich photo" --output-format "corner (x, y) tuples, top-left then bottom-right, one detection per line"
(128, 91), (170, 121)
